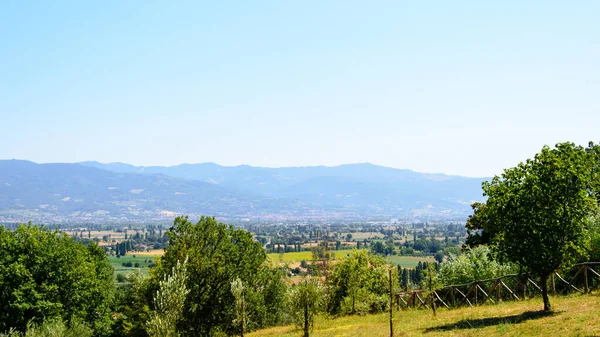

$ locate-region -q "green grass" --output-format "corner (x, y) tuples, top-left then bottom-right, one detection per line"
(108, 255), (157, 279)
(386, 255), (435, 268)
(249, 292), (600, 337)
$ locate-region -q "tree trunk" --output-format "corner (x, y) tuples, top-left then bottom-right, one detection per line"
(304, 298), (309, 337)
(241, 296), (245, 337)
(540, 274), (551, 311)
(389, 269), (393, 337)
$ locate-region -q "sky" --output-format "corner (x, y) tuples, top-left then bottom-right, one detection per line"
(1, 1), (598, 177)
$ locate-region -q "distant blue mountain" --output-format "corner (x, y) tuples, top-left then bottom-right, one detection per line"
(76, 161), (488, 219)
(0, 160), (302, 222)
(0, 160), (487, 222)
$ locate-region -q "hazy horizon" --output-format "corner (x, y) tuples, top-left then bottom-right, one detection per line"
(2, 158), (494, 178)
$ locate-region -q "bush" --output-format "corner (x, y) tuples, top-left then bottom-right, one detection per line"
(438, 246), (513, 286)
(24, 317), (93, 337)
(116, 273), (127, 283)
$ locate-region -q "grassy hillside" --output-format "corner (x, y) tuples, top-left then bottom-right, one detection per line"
(249, 293), (600, 337)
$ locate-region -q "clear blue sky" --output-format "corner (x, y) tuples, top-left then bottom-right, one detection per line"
(1, 1), (598, 177)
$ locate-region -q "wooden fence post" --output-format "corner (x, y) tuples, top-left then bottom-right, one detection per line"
(584, 265), (589, 293)
(496, 280), (501, 302)
(389, 269), (393, 337)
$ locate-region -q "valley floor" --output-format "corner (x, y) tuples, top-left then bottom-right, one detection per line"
(248, 293), (600, 337)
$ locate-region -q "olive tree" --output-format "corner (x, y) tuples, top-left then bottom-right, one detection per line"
(146, 257), (189, 337)
(288, 278), (324, 337)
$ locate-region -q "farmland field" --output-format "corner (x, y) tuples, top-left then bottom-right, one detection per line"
(267, 249), (433, 269)
(267, 249), (359, 263)
(108, 255), (158, 279)
(387, 255), (435, 268)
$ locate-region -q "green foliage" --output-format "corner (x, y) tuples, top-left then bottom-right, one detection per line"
(472, 142), (599, 310)
(146, 258), (189, 337)
(24, 317), (93, 337)
(0, 224), (115, 334)
(112, 270), (152, 337)
(230, 278), (246, 336)
(421, 263), (441, 316)
(328, 250), (393, 316)
(288, 278), (324, 337)
(586, 216), (600, 262)
(116, 273), (127, 283)
(153, 216), (287, 336)
(438, 246), (513, 286)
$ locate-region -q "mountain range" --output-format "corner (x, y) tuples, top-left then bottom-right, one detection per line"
(0, 160), (488, 222)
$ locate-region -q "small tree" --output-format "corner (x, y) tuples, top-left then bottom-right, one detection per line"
(146, 257), (189, 337)
(289, 278), (323, 337)
(231, 278), (246, 337)
(421, 263), (441, 316)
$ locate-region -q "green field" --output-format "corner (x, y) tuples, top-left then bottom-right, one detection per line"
(267, 249), (433, 269)
(108, 255), (158, 280)
(267, 249), (360, 263)
(249, 292), (600, 337)
(386, 255), (435, 268)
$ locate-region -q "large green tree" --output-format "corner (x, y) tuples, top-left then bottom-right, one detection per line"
(153, 216), (286, 336)
(0, 224), (115, 334)
(471, 142), (598, 311)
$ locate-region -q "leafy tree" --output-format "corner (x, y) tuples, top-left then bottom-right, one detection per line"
(465, 202), (491, 247)
(421, 263), (441, 316)
(0, 224), (114, 334)
(153, 216), (286, 336)
(587, 216), (600, 261)
(288, 278), (323, 337)
(146, 258), (189, 337)
(434, 252), (444, 264)
(328, 250), (391, 315)
(112, 270), (152, 337)
(471, 142), (598, 311)
(400, 268), (409, 288)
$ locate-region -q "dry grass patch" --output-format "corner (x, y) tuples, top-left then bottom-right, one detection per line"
(126, 249), (164, 256)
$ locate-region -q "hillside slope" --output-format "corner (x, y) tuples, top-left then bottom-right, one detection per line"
(249, 293), (600, 337)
